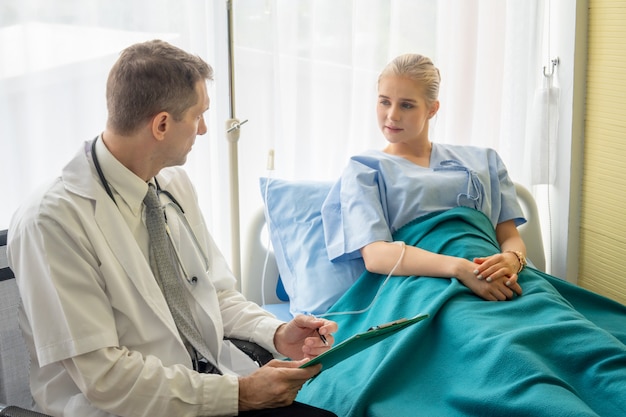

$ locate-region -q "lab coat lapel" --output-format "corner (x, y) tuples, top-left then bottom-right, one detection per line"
(94, 201), (179, 330)
(63, 142), (183, 341)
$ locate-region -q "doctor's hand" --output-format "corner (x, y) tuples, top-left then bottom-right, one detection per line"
(238, 358), (321, 411)
(273, 315), (337, 360)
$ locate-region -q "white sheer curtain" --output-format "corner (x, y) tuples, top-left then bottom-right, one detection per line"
(233, 0), (559, 268)
(234, 0), (438, 234)
(0, 0), (234, 252)
(1, 0), (569, 275)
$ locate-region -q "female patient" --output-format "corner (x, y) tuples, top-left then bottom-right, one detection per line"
(321, 53), (526, 301)
(296, 54), (626, 417)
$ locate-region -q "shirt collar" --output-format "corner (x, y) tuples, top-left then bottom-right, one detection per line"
(94, 135), (149, 216)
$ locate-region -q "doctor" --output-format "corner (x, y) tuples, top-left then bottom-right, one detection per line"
(7, 39), (337, 417)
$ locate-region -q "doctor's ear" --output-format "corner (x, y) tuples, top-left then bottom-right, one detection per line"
(152, 112), (170, 140)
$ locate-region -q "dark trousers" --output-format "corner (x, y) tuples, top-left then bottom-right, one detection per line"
(238, 401), (337, 416)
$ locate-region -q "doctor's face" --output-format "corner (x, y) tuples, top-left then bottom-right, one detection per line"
(377, 75), (436, 145)
(164, 81), (210, 167)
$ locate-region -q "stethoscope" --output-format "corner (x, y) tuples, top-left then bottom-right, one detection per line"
(91, 137), (209, 285)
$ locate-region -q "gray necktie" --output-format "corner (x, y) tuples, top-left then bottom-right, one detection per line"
(143, 184), (221, 374)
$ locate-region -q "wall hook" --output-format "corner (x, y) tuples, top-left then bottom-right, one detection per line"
(543, 57), (560, 77)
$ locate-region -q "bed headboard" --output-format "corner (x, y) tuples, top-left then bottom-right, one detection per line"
(513, 182), (546, 272)
(242, 208), (281, 306)
(242, 182), (546, 310)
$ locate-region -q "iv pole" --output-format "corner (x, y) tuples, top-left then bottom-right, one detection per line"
(225, 0), (247, 288)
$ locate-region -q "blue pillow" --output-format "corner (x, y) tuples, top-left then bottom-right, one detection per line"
(259, 178), (365, 317)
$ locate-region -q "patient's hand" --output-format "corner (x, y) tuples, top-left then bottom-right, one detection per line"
(473, 254), (522, 294)
(456, 257), (522, 301)
(464, 274), (521, 301)
(473, 253), (520, 283)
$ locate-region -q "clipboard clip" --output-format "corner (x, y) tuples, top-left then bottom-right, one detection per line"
(368, 318), (408, 331)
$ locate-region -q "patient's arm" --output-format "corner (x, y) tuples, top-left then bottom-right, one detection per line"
(361, 240), (521, 301)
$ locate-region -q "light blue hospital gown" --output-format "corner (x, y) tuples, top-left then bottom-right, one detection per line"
(321, 143), (526, 262)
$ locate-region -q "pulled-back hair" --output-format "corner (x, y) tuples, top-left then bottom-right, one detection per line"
(106, 39), (213, 135)
(378, 54), (441, 105)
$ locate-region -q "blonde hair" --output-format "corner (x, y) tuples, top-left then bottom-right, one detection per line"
(378, 54), (441, 105)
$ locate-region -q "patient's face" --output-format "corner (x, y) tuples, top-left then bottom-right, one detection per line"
(377, 75), (433, 145)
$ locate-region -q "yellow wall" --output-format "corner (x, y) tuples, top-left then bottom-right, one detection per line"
(578, 0), (626, 305)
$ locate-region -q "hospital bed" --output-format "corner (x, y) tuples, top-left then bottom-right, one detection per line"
(242, 180), (546, 321)
(241, 179), (626, 417)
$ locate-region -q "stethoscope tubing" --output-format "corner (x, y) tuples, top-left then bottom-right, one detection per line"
(90, 137), (209, 284)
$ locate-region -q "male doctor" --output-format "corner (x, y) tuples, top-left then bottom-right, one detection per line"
(7, 40), (337, 417)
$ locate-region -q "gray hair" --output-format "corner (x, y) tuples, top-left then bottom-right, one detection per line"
(106, 39), (213, 135)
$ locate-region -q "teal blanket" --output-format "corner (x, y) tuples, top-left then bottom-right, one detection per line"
(297, 207), (626, 417)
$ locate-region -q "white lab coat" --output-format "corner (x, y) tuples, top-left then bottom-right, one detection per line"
(8, 141), (284, 417)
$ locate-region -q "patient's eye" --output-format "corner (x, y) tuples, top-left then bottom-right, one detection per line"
(401, 101), (415, 109)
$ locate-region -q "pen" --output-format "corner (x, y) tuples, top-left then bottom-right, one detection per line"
(308, 313), (328, 345)
(316, 328), (328, 345)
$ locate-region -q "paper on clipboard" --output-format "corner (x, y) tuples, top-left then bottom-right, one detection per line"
(300, 313), (429, 371)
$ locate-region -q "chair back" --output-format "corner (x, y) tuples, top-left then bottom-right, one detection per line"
(0, 404), (53, 417)
(0, 230), (34, 410)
